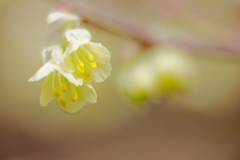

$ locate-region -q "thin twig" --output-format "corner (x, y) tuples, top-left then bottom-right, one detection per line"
(59, 0), (240, 56)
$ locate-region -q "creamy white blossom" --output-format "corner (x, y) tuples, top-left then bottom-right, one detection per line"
(62, 29), (112, 83)
(29, 12), (112, 113)
(29, 46), (97, 113)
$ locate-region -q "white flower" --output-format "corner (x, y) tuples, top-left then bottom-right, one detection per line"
(29, 46), (97, 113)
(62, 29), (112, 83)
(118, 57), (156, 102)
(150, 46), (197, 94)
(118, 46), (197, 102)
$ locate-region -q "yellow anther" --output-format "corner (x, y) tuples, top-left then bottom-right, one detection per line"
(89, 55), (94, 62)
(78, 67), (90, 77)
(79, 67), (85, 74)
(78, 61), (84, 68)
(84, 70), (90, 77)
(60, 83), (67, 92)
(90, 62), (97, 69)
(52, 88), (59, 98)
(59, 98), (66, 107)
(71, 93), (78, 102)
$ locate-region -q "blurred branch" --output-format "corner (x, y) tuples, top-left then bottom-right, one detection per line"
(151, 0), (240, 55)
(59, 0), (240, 56)
(59, 0), (156, 47)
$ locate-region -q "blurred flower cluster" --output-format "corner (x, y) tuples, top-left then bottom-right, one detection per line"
(29, 12), (111, 113)
(119, 46), (197, 102)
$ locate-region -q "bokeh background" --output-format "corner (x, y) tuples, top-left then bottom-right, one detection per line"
(0, 0), (240, 159)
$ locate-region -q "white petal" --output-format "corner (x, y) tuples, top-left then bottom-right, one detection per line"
(80, 84), (97, 103)
(28, 61), (54, 82)
(85, 43), (111, 64)
(40, 73), (55, 107)
(62, 83), (87, 114)
(63, 98), (87, 114)
(64, 41), (88, 56)
(41, 46), (58, 63)
(46, 13), (80, 47)
(65, 29), (91, 43)
(47, 12), (79, 25)
(54, 65), (83, 86)
(76, 77), (84, 86)
(51, 46), (63, 64)
(92, 62), (112, 83)
(59, 83), (97, 114)
(62, 54), (75, 72)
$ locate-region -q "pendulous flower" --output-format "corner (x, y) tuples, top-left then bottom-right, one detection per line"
(29, 12), (112, 113)
(29, 45), (97, 113)
(62, 29), (112, 83)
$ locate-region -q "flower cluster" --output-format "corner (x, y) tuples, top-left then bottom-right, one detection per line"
(29, 12), (111, 113)
(119, 46), (196, 102)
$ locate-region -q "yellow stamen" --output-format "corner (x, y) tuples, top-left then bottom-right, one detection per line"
(71, 93), (78, 102)
(89, 55), (94, 62)
(52, 88), (59, 98)
(78, 61), (84, 68)
(59, 98), (66, 107)
(90, 62), (97, 69)
(84, 70), (90, 77)
(78, 67), (90, 77)
(79, 68), (85, 74)
(60, 83), (67, 92)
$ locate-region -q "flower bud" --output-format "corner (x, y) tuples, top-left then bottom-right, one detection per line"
(149, 46), (197, 95)
(45, 12), (80, 47)
(118, 57), (156, 102)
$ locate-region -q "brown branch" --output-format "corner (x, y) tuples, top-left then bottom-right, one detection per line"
(59, 0), (240, 56)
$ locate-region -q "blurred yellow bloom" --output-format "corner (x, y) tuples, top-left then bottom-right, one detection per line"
(119, 57), (156, 102)
(119, 46), (197, 102)
(150, 46), (197, 94)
